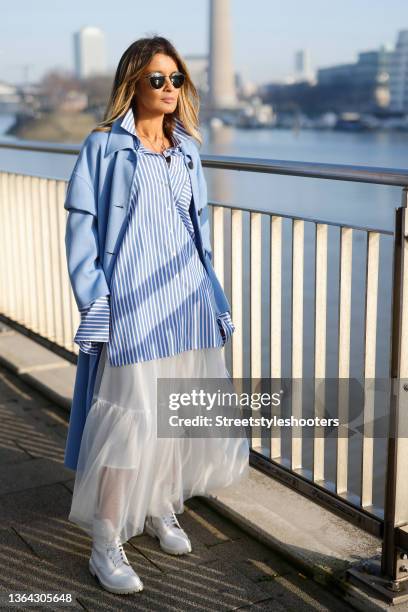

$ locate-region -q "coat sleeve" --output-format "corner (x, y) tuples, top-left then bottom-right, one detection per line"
(64, 136), (111, 313)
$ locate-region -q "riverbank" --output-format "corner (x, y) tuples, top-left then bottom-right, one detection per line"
(6, 110), (98, 142)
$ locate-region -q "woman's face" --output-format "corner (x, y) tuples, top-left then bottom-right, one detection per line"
(134, 53), (182, 116)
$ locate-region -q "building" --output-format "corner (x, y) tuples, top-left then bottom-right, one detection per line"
(208, 0), (238, 110)
(355, 48), (391, 108)
(390, 30), (408, 113)
(0, 81), (21, 113)
(294, 49), (314, 83)
(73, 26), (107, 80)
(317, 47), (392, 112)
(317, 62), (356, 86)
(184, 54), (208, 96)
(261, 44), (393, 116)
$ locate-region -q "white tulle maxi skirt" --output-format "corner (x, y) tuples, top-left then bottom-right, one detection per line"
(68, 343), (250, 544)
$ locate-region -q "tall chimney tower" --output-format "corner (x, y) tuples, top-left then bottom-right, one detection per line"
(208, 0), (237, 110)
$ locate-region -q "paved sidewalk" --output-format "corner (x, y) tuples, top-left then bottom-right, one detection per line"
(0, 360), (355, 611)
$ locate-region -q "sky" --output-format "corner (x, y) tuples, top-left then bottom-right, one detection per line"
(0, 0), (407, 86)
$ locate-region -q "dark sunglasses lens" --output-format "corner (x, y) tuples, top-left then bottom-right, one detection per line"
(149, 75), (165, 89)
(171, 74), (185, 88)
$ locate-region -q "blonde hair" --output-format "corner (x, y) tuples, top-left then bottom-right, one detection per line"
(92, 35), (203, 147)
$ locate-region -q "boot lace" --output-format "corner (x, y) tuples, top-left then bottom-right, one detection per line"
(161, 512), (188, 537)
(106, 538), (129, 567)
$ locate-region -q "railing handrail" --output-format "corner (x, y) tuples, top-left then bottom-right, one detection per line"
(207, 200), (394, 235)
(1, 137), (408, 187)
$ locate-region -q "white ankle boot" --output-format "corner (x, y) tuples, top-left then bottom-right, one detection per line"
(145, 511), (192, 555)
(89, 518), (143, 594)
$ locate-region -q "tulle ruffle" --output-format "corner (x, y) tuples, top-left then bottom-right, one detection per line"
(68, 344), (249, 544)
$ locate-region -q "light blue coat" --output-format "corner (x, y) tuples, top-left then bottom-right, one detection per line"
(63, 115), (231, 470)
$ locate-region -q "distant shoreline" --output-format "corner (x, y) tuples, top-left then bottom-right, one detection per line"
(6, 110), (98, 143)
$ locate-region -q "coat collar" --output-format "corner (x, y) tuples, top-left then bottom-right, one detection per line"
(105, 106), (194, 159)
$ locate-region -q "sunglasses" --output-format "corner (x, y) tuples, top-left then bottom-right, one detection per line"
(143, 71), (185, 90)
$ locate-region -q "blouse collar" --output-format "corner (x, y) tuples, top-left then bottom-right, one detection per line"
(105, 108), (196, 160)
(120, 106), (190, 150)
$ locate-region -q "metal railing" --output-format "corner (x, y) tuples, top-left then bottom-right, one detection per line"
(1, 138), (408, 601)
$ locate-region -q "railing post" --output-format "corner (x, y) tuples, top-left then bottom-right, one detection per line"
(347, 188), (408, 603)
(382, 188), (408, 584)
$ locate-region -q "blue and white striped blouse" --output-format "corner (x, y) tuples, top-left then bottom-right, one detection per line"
(74, 108), (235, 365)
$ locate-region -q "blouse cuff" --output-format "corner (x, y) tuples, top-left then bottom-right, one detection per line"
(74, 295), (110, 350)
(217, 311), (235, 344)
(77, 340), (102, 355)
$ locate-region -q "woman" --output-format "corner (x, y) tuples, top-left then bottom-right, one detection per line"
(64, 35), (249, 595)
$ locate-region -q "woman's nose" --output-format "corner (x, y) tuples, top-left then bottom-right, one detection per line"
(163, 77), (175, 91)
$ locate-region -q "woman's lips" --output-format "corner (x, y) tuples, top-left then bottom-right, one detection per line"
(162, 98), (175, 103)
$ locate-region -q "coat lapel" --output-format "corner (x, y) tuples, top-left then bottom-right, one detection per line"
(104, 116), (135, 157)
